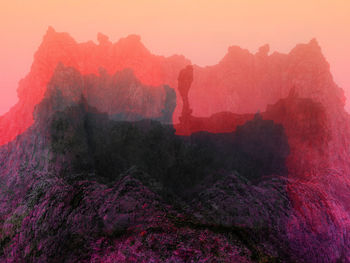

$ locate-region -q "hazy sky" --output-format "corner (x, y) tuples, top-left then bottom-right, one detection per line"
(0, 0), (349, 114)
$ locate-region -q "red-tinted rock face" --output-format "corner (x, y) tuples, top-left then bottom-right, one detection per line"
(172, 45), (350, 260)
(38, 63), (176, 123)
(0, 29), (345, 147)
(2, 28), (350, 262)
(0, 27), (189, 146)
(188, 39), (345, 118)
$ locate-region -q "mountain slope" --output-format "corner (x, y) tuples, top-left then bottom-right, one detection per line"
(1, 29), (350, 262)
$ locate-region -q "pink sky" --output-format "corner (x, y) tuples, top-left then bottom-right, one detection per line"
(0, 0), (349, 115)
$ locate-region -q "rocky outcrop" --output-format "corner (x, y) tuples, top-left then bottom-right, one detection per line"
(40, 63), (176, 123)
(0, 27), (189, 146)
(174, 49), (350, 261)
(0, 29), (345, 146)
(188, 39), (345, 117)
(0, 86), (292, 262)
(1, 29), (350, 262)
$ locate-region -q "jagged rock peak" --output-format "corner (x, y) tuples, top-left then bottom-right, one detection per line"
(256, 44), (270, 56)
(42, 27), (144, 51)
(308, 38), (321, 48)
(42, 26), (76, 43)
(117, 34), (142, 45)
(46, 26), (56, 35)
(289, 37), (324, 56)
(226, 45), (250, 55)
(97, 32), (112, 45)
(219, 45), (252, 64)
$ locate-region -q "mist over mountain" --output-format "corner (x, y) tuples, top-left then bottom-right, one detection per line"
(1, 28), (350, 262)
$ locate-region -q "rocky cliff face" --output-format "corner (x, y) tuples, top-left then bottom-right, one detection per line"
(40, 63), (176, 123)
(0, 85), (291, 262)
(189, 39), (345, 117)
(1, 28), (345, 146)
(0, 27), (189, 146)
(1, 28), (350, 262)
(175, 61), (350, 263)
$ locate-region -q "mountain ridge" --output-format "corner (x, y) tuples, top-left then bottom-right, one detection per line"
(1, 27), (345, 146)
(1, 28), (350, 262)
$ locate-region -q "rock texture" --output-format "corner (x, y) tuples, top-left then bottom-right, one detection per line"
(188, 39), (345, 117)
(0, 27), (189, 146)
(1, 28), (350, 262)
(174, 49), (350, 261)
(43, 63), (176, 123)
(0, 87), (291, 262)
(0, 29), (346, 146)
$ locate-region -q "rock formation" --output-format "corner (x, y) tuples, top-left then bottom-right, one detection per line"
(1, 28), (350, 262)
(0, 27), (189, 146)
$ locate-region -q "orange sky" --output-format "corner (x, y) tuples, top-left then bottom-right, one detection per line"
(0, 0), (349, 115)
